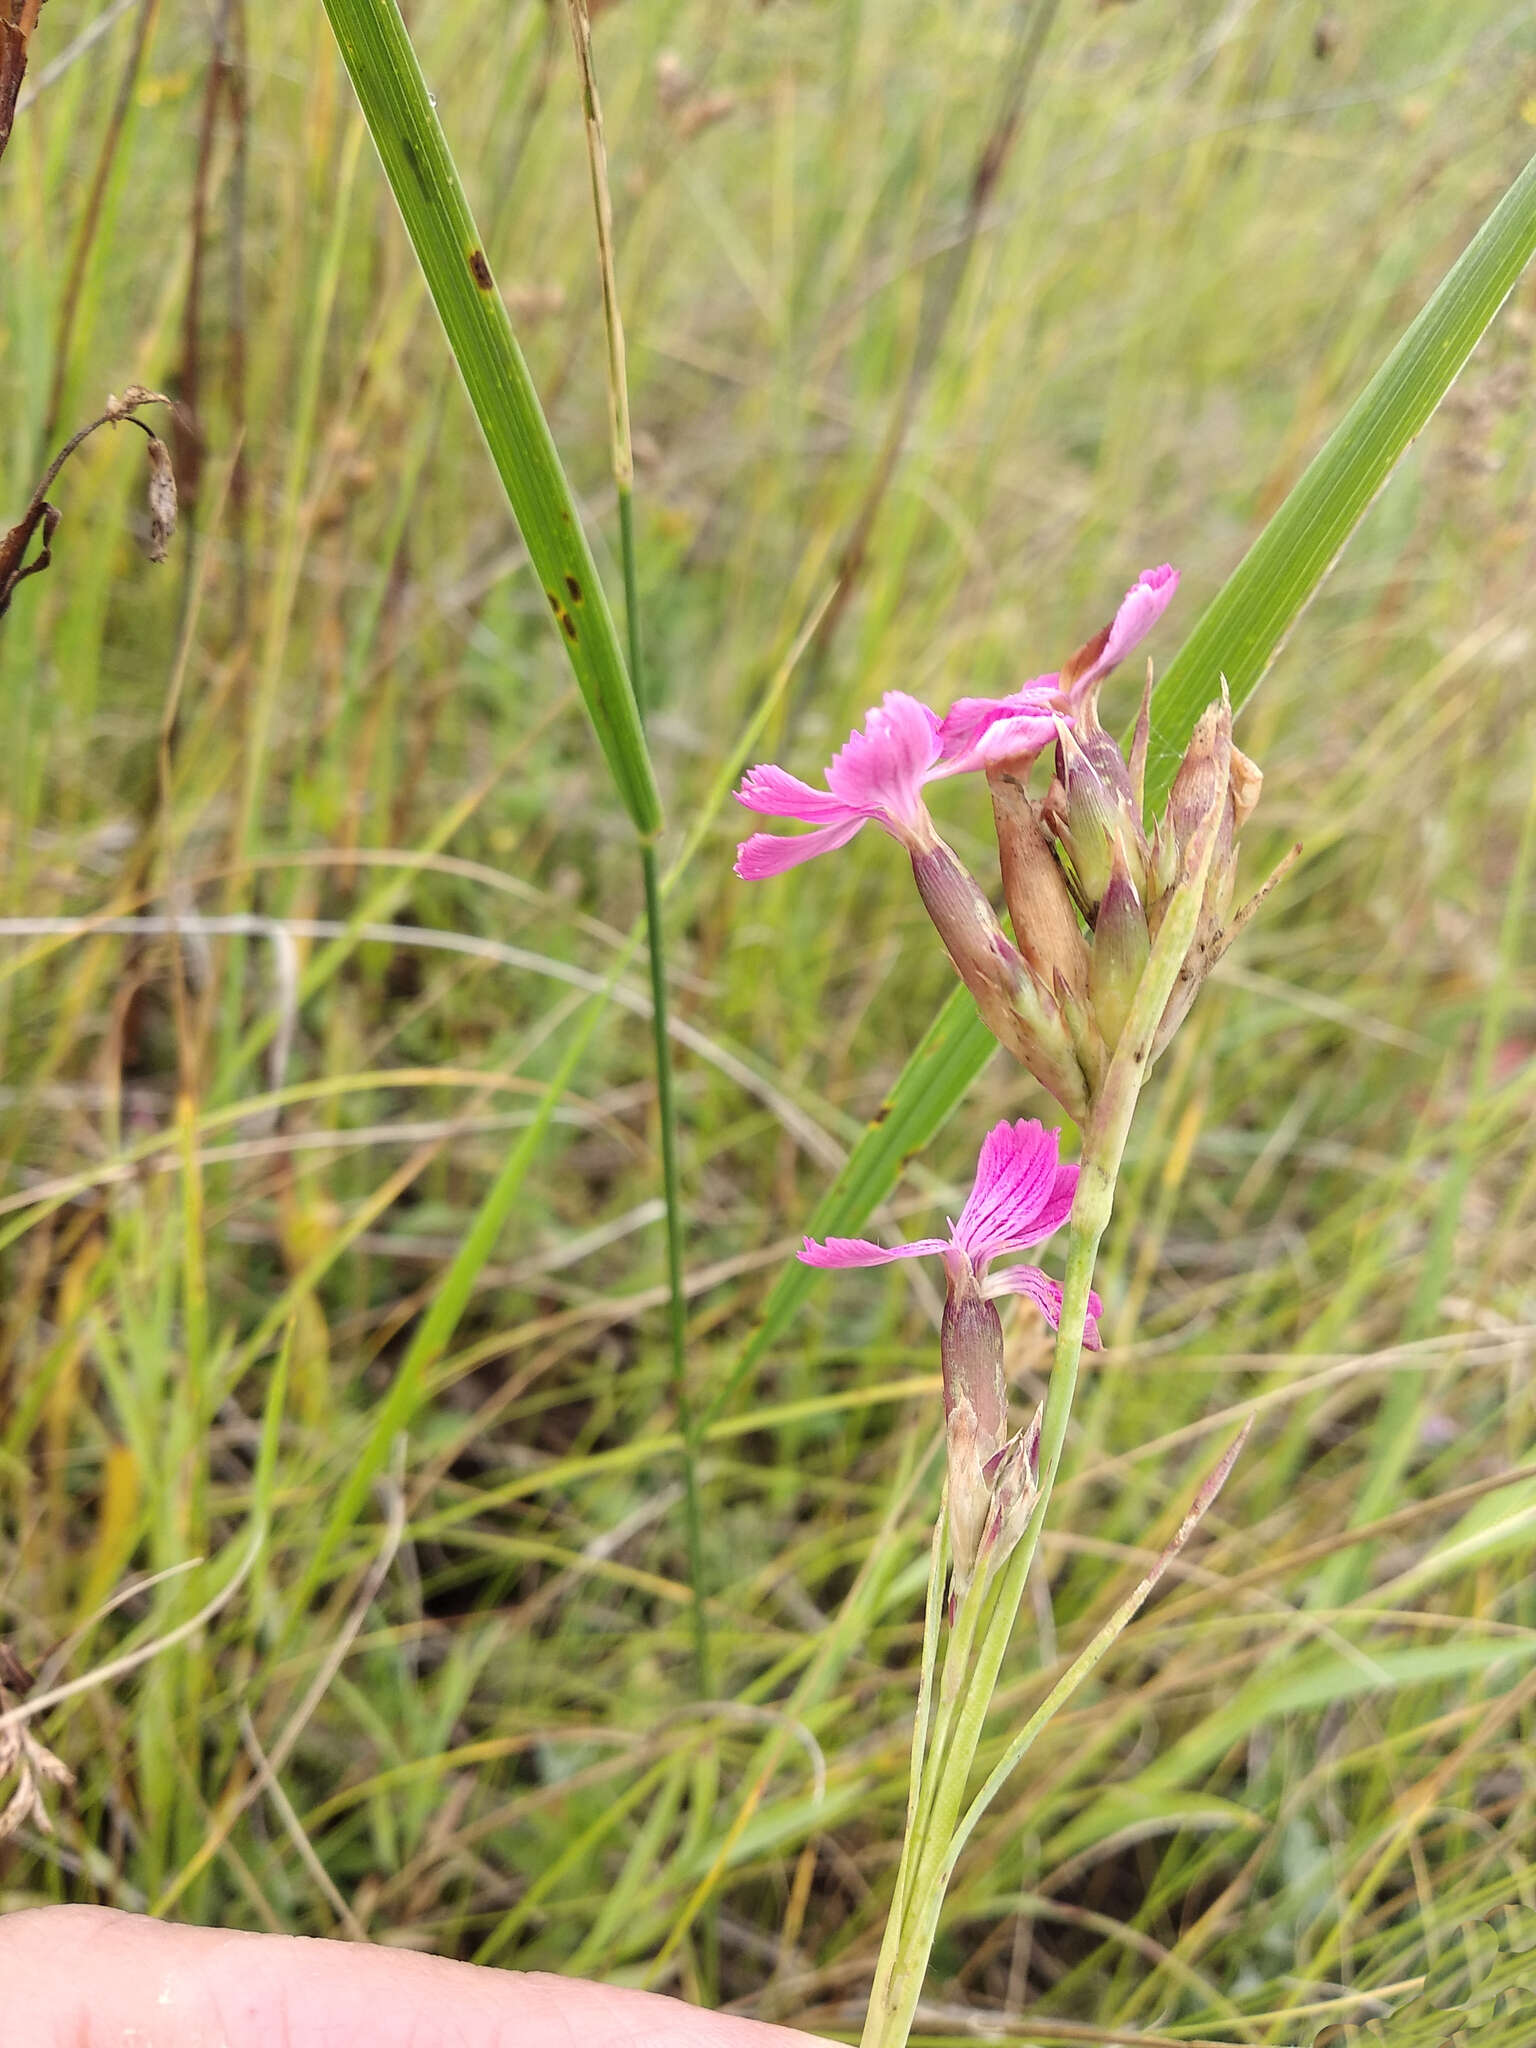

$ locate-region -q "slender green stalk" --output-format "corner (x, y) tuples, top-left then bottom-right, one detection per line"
(640, 838), (710, 1696)
(561, 0), (710, 1699)
(860, 774), (1229, 2048)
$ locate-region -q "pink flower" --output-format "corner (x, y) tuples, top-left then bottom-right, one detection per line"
(935, 565), (1179, 775)
(800, 1117), (1102, 1345)
(734, 692), (943, 879)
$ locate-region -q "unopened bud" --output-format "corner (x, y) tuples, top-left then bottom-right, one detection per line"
(940, 1283), (1007, 1449)
(987, 769), (1089, 1002)
(1163, 697), (1231, 863)
(911, 840), (1091, 1122)
(941, 1277), (1008, 1597)
(1089, 845), (1150, 1052)
(1146, 686), (1275, 1063)
(1054, 964), (1108, 1101)
(1044, 720), (1147, 913)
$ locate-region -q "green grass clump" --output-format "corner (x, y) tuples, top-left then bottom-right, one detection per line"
(2, 3), (1536, 2043)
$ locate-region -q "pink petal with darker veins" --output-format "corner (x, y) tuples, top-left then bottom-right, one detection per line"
(799, 1234), (952, 1269)
(988, 1264), (1104, 1348)
(952, 1119), (1077, 1266)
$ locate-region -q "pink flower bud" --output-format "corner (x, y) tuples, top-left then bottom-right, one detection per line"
(1088, 845), (1151, 1053)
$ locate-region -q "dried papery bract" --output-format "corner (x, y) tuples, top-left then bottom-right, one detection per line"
(1146, 686), (1266, 1059)
(0, 1644), (73, 1842)
(1023, 678), (1271, 1086)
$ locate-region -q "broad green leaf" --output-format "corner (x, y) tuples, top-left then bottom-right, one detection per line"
(321, 0), (661, 836)
(710, 146), (1536, 1411)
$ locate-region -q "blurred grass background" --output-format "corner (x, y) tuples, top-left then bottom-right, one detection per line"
(3, 1), (1536, 2041)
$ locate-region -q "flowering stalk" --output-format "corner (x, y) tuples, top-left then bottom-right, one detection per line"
(857, 703), (1233, 2048)
(732, 569), (1269, 2047)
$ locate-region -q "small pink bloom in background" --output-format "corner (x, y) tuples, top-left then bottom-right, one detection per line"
(734, 691), (943, 878)
(934, 564), (1179, 775)
(801, 1117), (1103, 1345)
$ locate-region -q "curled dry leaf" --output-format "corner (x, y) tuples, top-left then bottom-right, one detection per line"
(0, 0), (45, 166)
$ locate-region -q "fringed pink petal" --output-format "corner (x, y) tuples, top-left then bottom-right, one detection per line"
(734, 817), (866, 879)
(798, 1234), (952, 1269)
(1061, 564), (1179, 705)
(734, 763), (866, 825)
(986, 1264), (1104, 1349)
(823, 692), (943, 836)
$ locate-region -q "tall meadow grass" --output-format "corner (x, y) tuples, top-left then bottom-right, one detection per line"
(2, 3), (1536, 2042)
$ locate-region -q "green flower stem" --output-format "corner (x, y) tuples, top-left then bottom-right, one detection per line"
(860, 774), (1228, 2048)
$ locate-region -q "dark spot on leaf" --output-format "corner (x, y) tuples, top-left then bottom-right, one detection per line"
(564, 574), (582, 603)
(546, 590), (561, 612)
(872, 1103), (891, 1125)
(469, 248), (493, 290)
(560, 610), (578, 642)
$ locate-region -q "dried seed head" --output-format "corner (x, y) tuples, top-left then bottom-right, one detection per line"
(144, 435), (177, 564)
(1145, 686), (1275, 1062)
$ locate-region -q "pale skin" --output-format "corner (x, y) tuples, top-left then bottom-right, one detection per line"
(0, 1906), (823, 2048)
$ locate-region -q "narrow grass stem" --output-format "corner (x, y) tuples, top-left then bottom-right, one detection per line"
(639, 837), (710, 1699)
(564, 0), (712, 1702)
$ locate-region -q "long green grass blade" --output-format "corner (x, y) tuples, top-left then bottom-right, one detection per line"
(713, 145), (1536, 1406)
(320, 0), (661, 836)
